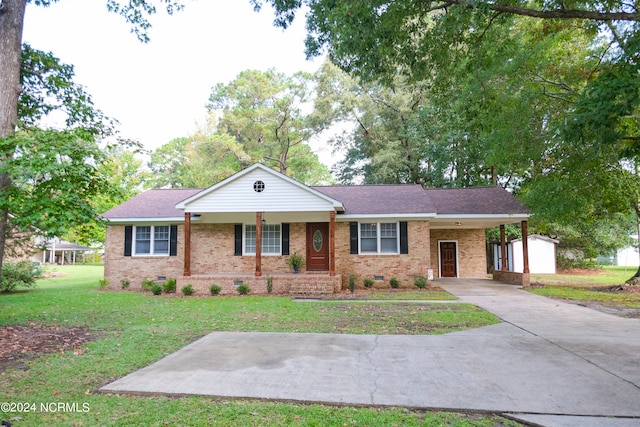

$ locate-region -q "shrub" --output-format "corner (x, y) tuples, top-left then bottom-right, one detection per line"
(0, 261), (42, 293)
(237, 283), (251, 295)
(98, 278), (110, 290)
(414, 276), (428, 289)
(120, 279), (130, 289)
(390, 277), (400, 288)
(287, 251), (305, 272)
(141, 279), (155, 291)
(266, 276), (273, 294)
(349, 274), (355, 293)
(209, 284), (222, 295)
(150, 283), (162, 295)
(162, 278), (177, 294)
(181, 284), (194, 296)
(363, 277), (374, 288)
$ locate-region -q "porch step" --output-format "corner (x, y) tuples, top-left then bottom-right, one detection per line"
(288, 282), (334, 297)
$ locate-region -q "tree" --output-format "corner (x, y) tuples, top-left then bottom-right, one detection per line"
(206, 69), (332, 183)
(250, 0), (638, 160)
(250, 0), (638, 80)
(315, 61), (430, 184)
(148, 107), (332, 188)
(63, 146), (148, 245)
(0, 0), (181, 281)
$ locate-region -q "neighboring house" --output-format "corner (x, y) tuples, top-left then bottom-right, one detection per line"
(492, 235), (559, 275)
(4, 217), (92, 265)
(32, 236), (93, 265)
(101, 163), (530, 295)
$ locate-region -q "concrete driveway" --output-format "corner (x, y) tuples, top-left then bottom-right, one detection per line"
(101, 279), (640, 426)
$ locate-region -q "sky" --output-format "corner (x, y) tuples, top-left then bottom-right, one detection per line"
(22, 0), (331, 160)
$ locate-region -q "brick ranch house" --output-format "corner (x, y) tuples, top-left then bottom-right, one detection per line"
(101, 163), (531, 295)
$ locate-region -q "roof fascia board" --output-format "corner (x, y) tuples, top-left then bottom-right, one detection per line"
(337, 213), (437, 221)
(434, 214), (530, 219)
(104, 217), (186, 224)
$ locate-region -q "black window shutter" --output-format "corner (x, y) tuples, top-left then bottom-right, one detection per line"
(234, 224), (242, 256)
(400, 221), (409, 254)
(349, 222), (359, 254)
(169, 225), (178, 256)
(124, 226), (133, 256)
(282, 223), (290, 255)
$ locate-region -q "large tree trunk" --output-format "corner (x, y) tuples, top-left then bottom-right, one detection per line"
(0, 0), (28, 282)
(626, 205), (640, 284)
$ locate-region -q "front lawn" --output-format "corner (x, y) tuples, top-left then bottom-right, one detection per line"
(0, 265), (515, 426)
(528, 266), (640, 317)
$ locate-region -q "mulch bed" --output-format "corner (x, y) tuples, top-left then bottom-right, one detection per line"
(0, 325), (96, 371)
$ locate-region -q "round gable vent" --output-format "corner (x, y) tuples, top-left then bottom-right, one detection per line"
(253, 180), (265, 193)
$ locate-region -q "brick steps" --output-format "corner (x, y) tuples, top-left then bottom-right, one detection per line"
(288, 282), (334, 297)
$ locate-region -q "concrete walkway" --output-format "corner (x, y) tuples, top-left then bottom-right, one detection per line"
(100, 279), (640, 426)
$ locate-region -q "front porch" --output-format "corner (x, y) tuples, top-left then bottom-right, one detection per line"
(177, 272), (343, 297)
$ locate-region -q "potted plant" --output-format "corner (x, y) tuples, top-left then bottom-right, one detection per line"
(287, 252), (305, 274)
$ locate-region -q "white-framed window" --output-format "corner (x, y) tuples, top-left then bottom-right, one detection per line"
(245, 224), (281, 255)
(359, 222), (399, 254)
(134, 225), (170, 256)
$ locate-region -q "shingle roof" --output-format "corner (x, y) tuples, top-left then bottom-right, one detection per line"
(426, 186), (530, 215)
(101, 184), (528, 219)
(312, 185), (436, 215)
(101, 189), (202, 219)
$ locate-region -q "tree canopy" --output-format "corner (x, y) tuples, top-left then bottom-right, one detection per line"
(0, 0), (182, 280)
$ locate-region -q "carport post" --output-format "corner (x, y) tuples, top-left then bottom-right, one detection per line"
(500, 224), (507, 271)
(184, 212), (191, 276)
(521, 220), (530, 274)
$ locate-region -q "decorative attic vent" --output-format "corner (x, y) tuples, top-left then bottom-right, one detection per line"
(253, 180), (265, 193)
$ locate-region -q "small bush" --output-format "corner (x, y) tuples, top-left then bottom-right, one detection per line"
(349, 274), (355, 293)
(98, 278), (110, 290)
(210, 284), (222, 295)
(141, 279), (155, 291)
(181, 284), (194, 296)
(266, 276), (273, 294)
(162, 278), (177, 294)
(237, 283), (251, 295)
(0, 261), (42, 293)
(414, 276), (428, 289)
(390, 277), (400, 288)
(120, 279), (130, 289)
(150, 283), (162, 295)
(363, 277), (374, 288)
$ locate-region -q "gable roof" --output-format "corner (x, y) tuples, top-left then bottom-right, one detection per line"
(100, 164), (529, 224)
(101, 189), (202, 221)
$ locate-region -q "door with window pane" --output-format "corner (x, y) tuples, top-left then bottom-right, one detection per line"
(306, 223), (329, 271)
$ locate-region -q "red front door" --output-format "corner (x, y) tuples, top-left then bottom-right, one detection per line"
(440, 242), (457, 277)
(306, 223), (329, 271)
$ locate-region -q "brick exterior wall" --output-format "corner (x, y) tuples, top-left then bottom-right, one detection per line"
(104, 220), (486, 291)
(429, 228), (487, 278)
(334, 221), (431, 290)
(104, 224), (185, 289)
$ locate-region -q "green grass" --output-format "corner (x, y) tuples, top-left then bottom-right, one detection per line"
(332, 289), (457, 300)
(528, 286), (640, 309)
(529, 266), (640, 310)
(0, 265), (516, 426)
(531, 265), (635, 287)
